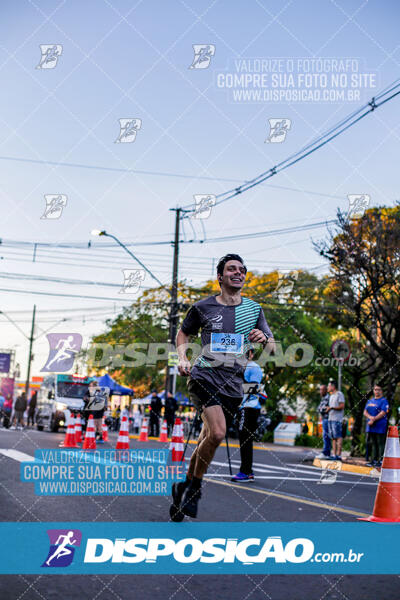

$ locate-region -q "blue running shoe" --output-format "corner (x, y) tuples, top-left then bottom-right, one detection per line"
(231, 472), (254, 482)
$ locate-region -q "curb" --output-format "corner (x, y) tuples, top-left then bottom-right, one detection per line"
(313, 457), (380, 478)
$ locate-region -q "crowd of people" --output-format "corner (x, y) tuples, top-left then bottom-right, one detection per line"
(0, 384), (182, 439)
(316, 381), (389, 466)
(0, 390), (37, 430)
(0, 374), (391, 475)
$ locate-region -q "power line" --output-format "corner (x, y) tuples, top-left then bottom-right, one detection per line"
(4, 305), (117, 314)
(0, 155), (249, 182)
(1, 238), (173, 249)
(0, 154), (348, 202)
(200, 219), (337, 243)
(0, 287), (136, 301)
(0, 218), (337, 257)
(180, 81), (400, 212)
(0, 272), (123, 288)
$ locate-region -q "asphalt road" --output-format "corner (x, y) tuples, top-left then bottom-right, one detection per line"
(0, 427), (397, 600)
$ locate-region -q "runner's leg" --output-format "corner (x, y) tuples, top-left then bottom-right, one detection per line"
(191, 404), (226, 478)
(180, 405), (226, 518)
(186, 418), (207, 480)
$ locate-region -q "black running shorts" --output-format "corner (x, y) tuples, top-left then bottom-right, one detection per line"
(187, 378), (241, 425)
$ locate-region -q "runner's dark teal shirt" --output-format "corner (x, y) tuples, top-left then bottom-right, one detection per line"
(181, 295), (272, 398)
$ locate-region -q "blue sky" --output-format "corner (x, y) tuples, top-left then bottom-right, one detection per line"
(0, 0), (399, 376)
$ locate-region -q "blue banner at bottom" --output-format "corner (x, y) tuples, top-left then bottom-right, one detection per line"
(0, 522), (398, 574)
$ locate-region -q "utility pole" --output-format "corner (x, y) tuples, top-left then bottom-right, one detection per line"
(165, 208), (181, 398)
(25, 304), (36, 397)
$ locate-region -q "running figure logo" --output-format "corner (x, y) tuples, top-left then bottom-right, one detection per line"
(42, 529), (82, 567)
(189, 45), (215, 69)
(115, 118), (142, 143)
(318, 469), (338, 485)
(41, 333), (83, 372)
(192, 194), (216, 219)
(347, 194), (370, 219)
(317, 460), (341, 485)
(41, 194), (67, 219)
(119, 269), (146, 294)
(274, 270), (298, 300)
(265, 119), (291, 143)
(36, 45), (63, 69)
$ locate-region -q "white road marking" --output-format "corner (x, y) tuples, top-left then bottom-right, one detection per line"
(210, 460), (376, 485)
(206, 473), (376, 485)
(0, 449), (35, 462)
(212, 459), (322, 477)
(208, 474), (324, 481)
(285, 462), (324, 470)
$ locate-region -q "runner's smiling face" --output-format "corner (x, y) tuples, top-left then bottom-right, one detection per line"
(218, 260), (247, 290)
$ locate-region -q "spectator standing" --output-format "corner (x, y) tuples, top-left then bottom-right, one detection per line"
(10, 392), (27, 430)
(3, 394), (13, 428)
(165, 392), (178, 436)
(364, 384), (389, 467)
(83, 382), (107, 443)
(133, 407), (142, 434)
(111, 406), (120, 431)
(0, 393), (5, 427)
(316, 384), (331, 459)
(121, 405), (130, 430)
(327, 380), (345, 461)
(232, 348), (265, 482)
(27, 390), (37, 427)
(149, 390), (162, 437)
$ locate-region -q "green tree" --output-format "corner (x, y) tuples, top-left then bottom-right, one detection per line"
(315, 205), (400, 451)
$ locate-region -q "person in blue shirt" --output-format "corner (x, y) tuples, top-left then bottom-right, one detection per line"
(0, 393), (5, 428)
(364, 384), (389, 467)
(315, 384), (331, 459)
(232, 348), (266, 482)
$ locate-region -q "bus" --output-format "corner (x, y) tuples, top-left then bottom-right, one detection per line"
(36, 374), (96, 432)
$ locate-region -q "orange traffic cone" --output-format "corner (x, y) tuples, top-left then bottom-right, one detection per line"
(169, 417), (185, 462)
(102, 416), (109, 442)
(82, 415), (97, 451)
(159, 420), (168, 442)
(116, 416), (130, 450)
(138, 417), (149, 442)
(360, 426), (400, 522)
(75, 413), (82, 444)
(61, 413), (78, 448)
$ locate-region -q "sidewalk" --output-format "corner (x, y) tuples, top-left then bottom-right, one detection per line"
(311, 456), (380, 477)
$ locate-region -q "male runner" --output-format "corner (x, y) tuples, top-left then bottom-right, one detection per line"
(171, 253), (274, 519)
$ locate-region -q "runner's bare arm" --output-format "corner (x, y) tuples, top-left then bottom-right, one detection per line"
(248, 328), (276, 353)
(176, 329), (191, 376)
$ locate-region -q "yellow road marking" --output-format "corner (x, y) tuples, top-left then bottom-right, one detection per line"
(128, 436), (370, 517)
(204, 478), (370, 518)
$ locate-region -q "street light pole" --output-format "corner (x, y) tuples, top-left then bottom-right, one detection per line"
(91, 225), (180, 399)
(25, 304), (36, 397)
(91, 230), (168, 292)
(165, 208), (181, 399)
